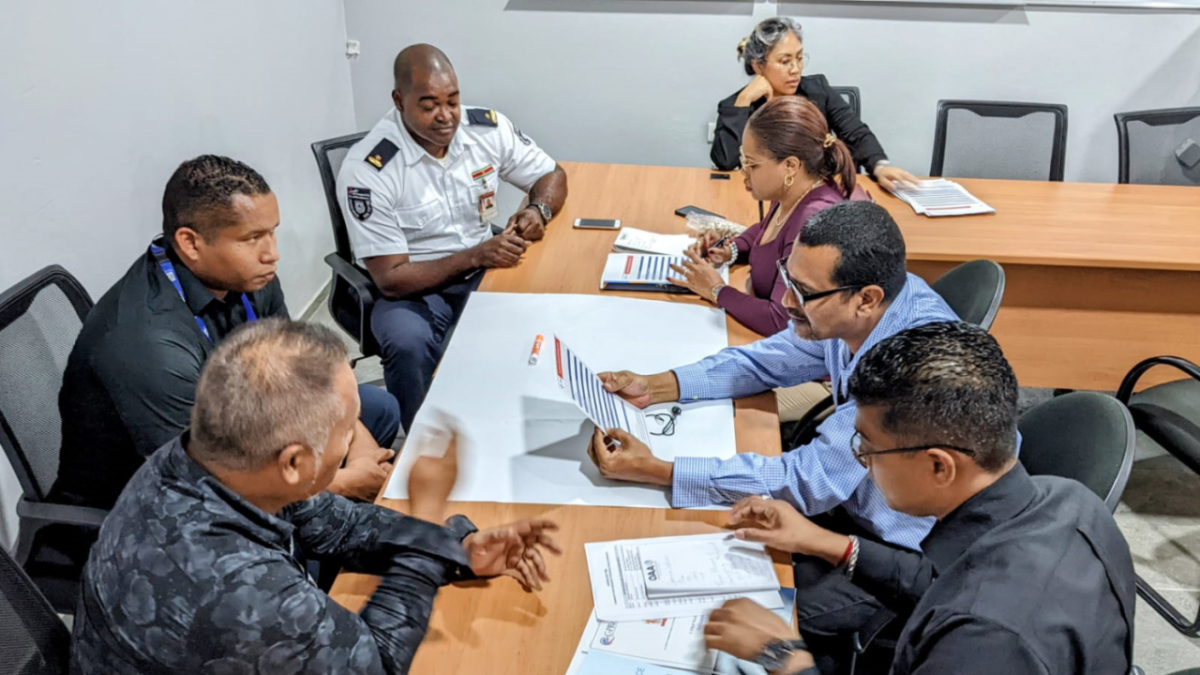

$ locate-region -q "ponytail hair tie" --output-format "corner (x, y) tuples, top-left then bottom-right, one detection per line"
(823, 133), (836, 149)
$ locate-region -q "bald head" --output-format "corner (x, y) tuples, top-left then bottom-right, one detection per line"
(393, 44), (455, 91)
(391, 44), (462, 153)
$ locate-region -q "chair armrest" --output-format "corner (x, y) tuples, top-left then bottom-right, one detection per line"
(17, 499), (109, 528)
(1116, 356), (1200, 403)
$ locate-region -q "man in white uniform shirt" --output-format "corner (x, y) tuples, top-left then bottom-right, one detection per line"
(338, 44), (567, 430)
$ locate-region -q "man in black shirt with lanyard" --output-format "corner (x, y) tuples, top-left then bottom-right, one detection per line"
(54, 155), (401, 513)
(700, 322), (1135, 675)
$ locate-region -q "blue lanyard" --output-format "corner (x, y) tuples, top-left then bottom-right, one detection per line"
(149, 241), (257, 343)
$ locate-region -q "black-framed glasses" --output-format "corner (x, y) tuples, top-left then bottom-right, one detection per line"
(850, 430), (978, 468)
(776, 257), (863, 308)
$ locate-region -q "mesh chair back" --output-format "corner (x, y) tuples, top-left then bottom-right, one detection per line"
(929, 260), (1005, 330)
(311, 132), (369, 262)
(932, 100), (1068, 182)
(0, 267), (92, 502)
(831, 86), (862, 120)
(1115, 107), (1200, 186)
(0, 538), (71, 674)
(1018, 392), (1136, 513)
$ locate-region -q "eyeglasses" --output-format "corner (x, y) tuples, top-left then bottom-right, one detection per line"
(739, 153), (769, 173)
(776, 257), (863, 308)
(770, 52), (808, 73)
(850, 430), (978, 468)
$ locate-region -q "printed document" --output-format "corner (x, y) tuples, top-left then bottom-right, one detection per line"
(555, 336), (651, 445)
(614, 227), (695, 256)
(586, 533), (782, 622)
(890, 179), (995, 217)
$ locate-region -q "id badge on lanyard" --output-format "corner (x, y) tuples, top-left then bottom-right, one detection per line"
(149, 240), (258, 343)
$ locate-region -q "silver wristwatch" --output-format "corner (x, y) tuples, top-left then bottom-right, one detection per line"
(755, 639), (808, 671)
(528, 202), (552, 224)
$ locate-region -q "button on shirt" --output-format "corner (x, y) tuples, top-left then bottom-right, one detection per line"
(670, 274), (958, 550)
(55, 246), (287, 508)
(71, 435), (477, 675)
(851, 464), (1136, 674)
(337, 107), (557, 263)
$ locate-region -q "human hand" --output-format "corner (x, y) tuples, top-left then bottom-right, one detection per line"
(588, 428), (673, 486)
(873, 164), (920, 192)
(694, 230), (734, 265)
(729, 496), (847, 560)
(506, 207), (546, 241)
(407, 424), (459, 523)
(735, 75), (774, 108)
(463, 518), (562, 591)
(598, 370), (653, 409)
(472, 232), (529, 269)
(704, 598), (810, 669)
(328, 447), (394, 502)
(669, 249), (726, 304)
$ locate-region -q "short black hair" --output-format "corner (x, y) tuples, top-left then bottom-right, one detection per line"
(162, 155), (271, 245)
(848, 321), (1019, 472)
(798, 201), (908, 301)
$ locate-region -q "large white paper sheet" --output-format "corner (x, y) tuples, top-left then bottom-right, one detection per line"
(585, 533), (782, 622)
(383, 293), (738, 508)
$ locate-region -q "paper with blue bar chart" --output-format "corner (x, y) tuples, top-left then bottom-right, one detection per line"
(600, 253), (728, 293)
(555, 336), (651, 446)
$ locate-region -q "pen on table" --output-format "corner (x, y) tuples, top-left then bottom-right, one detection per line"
(528, 334), (545, 365)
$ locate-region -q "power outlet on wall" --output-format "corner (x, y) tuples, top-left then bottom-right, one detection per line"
(707, 122), (716, 144)
(346, 40), (361, 59)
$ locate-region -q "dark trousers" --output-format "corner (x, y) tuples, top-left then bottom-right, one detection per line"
(356, 383), (401, 448)
(794, 510), (910, 675)
(370, 272), (481, 431)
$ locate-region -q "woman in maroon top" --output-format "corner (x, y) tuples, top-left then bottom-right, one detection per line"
(671, 95), (872, 337)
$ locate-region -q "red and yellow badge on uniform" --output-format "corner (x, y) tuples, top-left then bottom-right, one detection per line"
(471, 164), (495, 185)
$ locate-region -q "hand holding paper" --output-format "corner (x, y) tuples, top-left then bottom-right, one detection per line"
(588, 428), (673, 486)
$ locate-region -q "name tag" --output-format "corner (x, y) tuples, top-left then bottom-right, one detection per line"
(479, 190), (499, 223)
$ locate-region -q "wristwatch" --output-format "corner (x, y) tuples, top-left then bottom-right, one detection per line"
(755, 639), (808, 671)
(528, 202), (552, 224)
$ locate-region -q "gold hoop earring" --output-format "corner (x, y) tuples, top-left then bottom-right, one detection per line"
(784, 174), (795, 188)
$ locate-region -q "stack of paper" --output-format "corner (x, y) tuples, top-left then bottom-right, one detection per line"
(890, 179), (995, 217)
(614, 227), (695, 256)
(600, 254), (728, 294)
(585, 533), (782, 622)
(567, 589), (798, 675)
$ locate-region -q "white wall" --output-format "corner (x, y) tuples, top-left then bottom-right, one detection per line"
(0, 1), (357, 550)
(344, 0), (1200, 183)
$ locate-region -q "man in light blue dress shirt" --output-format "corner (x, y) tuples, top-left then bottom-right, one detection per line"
(588, 202), (960, 675)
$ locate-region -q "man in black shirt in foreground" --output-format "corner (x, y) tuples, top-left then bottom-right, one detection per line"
(702, 322), (1135, 675)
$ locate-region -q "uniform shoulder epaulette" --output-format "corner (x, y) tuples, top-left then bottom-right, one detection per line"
(364, 138), (399, 171)
(466, 108), (499, 127)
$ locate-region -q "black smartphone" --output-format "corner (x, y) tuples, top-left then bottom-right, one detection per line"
(675, 205), (724, 219)
(710, 173), (732, 180)
(573, 218), (622, 230)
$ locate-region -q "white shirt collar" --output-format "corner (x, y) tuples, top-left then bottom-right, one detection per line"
(391, 107), (473, 167)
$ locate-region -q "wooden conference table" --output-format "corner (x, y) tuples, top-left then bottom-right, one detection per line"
(331, 162), (1200, 673)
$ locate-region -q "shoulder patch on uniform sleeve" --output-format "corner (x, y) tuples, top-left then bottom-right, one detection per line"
(347, 187), (373, 220)
(364, 139), (399, 171)
(467, 108), (499, 127)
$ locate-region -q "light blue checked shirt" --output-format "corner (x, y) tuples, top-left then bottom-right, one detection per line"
(671, 273), (959, 551)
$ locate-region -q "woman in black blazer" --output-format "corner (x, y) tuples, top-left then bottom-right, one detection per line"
(711, 18), (918, 191)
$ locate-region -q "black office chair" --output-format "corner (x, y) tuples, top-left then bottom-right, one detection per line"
(928, 260), (1005, 331)
(931, 100), (1069, 182)
(1017, 392), (1136, 513)
(1116, 356), (1200, 637)
(1114, 107), (1200, 186)
(0, 544), (71, 674)
(0, 265), (107, 613)
(831, 85), (862, 120)
(782, 260), (1006, 449)
(310, 131), (382, 359)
